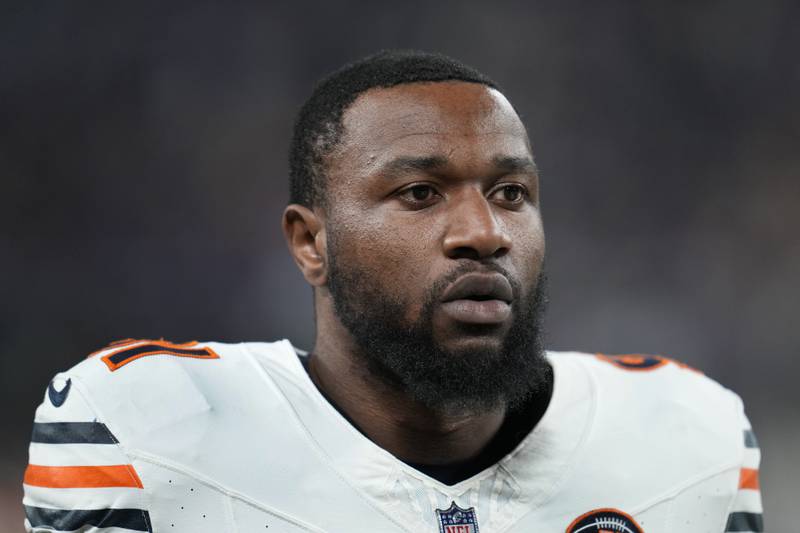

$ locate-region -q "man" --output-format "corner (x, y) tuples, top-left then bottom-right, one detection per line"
(23, 51), (762, 532)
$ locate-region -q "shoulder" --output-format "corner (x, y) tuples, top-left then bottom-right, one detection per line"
(546, 351), (763, 526)
(548, 351), (749, 469)
(550, 350), (745, 416)
(36, 338), (299, 445)
(63, 337), (294, 385)
(23, 338), (321, 532)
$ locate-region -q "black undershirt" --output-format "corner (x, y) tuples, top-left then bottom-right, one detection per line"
(298, 353), (553, 486)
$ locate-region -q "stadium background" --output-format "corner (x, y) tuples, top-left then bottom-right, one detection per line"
(1, 2), (798, 530)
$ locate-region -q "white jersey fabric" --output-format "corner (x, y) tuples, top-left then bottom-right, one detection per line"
(23, 339), (763, 532)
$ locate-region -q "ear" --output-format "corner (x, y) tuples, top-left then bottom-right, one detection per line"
(282, 204), (327, 286)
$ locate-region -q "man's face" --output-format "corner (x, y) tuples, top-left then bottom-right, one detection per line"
(323, 81), (547, 412)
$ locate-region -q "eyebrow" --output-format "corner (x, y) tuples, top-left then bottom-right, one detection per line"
(380, 155), (450, 176)
(491, 155), (539, 175)
(378, 154), (538, 178)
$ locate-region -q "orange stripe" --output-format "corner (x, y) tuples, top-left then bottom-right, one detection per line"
(739, 468), (760, 490)
(23, 464), (143, 489)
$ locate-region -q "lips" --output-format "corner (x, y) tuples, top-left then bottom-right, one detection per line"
(439, 272), (513, 324)
(440, 273), (513, 304)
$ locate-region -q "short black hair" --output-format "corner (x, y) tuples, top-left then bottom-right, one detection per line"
(288, 50), (499, 208)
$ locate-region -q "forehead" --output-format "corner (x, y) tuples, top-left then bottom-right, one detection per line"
(332, 82), (531, 175)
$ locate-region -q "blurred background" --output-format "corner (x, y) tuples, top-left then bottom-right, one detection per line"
(1, 2), (797, 530)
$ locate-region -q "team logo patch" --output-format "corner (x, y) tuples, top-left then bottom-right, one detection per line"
(436, 501), (479, 533)
(565, 508), (643, 533)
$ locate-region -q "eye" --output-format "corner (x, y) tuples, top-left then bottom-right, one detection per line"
(397, 184), (440, 207)
(410, 185), (434, 201)
(491, 184), (528, 204)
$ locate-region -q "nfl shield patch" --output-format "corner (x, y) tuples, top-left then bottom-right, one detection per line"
(435, 501), (480, 533)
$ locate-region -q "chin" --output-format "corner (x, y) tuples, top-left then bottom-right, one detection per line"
(437, 333), (506, 358)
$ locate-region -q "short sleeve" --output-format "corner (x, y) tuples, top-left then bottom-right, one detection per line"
(22, 373), (152, 532)
(724, 413), (763, 532)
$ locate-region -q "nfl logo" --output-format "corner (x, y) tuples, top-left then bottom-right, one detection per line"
(435, 501), (480, 533)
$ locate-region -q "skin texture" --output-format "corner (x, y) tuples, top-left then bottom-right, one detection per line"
(283, 81), (546, 465)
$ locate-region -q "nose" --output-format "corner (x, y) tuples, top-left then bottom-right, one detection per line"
(442, 189), (512, 260)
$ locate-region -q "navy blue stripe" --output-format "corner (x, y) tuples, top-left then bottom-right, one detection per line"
(25, 506), (152, 532)
(31, 422), (118, 444)
(744, 429), (759, 449)
(726, 512), (763, 532)
(107, 343), (211, 364)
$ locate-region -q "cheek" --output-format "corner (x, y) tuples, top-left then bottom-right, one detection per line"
(509, 214), (545, 281)
(330, 214), (437, 309)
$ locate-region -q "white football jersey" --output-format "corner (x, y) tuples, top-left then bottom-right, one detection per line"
(23, 339), (762, 532)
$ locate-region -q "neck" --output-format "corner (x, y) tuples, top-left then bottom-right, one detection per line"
(310, 302), (506, 466)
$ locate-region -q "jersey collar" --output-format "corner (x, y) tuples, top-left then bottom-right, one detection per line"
(251, 341), (596, 531)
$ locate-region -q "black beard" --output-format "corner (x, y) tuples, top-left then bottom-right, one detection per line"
(326, 241), (550, 414)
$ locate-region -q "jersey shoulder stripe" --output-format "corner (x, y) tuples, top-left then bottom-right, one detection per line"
(738, 468), (759, 491)
(31, 421), (118, 444)
(24, 464), (143, 489)
(726, 511), (763, 532)
(744, 429), (759, 448)
(25, 505), (152, 532)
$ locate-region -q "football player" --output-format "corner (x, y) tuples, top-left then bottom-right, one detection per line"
(23, 50), (762, 532)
